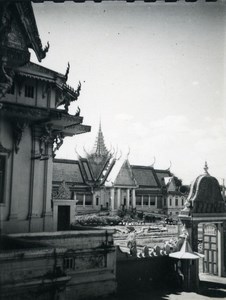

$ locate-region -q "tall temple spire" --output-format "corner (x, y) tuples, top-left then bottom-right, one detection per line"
(92, 121), (108, 156)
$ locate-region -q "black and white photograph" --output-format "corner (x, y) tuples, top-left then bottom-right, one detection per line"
(0, 0), (226, 299)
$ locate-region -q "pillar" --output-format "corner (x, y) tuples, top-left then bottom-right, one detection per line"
(132, 189), (136, 209)
(217, 222), (224, 277)
(42, 143), (54, 231)
(117, 188), (121, 209)
(83, 194), (86, 208)
(148, 196), (150, 208)
(126, 189), (130, 209)
(141, 196), (143, 208)
(92, 193), (95, 207)
(110, 188), (114, 211)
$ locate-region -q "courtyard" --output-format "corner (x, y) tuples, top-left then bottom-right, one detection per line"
(103, 274), (226, 300)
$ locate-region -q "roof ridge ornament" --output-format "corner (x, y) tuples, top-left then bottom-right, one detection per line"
(150, 156), (156, 168)
(42, 41), (50, 58)
(126, 147), (130, 159)
(204, 161), (209, 175)
(65, 62), (70, 81)
(166, 160), (172, 171)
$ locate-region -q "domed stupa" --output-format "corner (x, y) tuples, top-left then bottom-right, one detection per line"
(181, 162), (226, 216)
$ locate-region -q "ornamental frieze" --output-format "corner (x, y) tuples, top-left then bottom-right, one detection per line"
(31, 125), (65, 160)
(54, 180), (71, 200)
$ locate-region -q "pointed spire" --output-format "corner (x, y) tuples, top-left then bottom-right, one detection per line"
(92, 121), (108, 156)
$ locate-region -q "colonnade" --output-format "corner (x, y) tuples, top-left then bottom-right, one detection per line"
(110, 187), (136, 211)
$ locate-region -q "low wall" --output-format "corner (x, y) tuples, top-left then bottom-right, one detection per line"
(116, 247), (179, 292)
(1, 230), (117, 300)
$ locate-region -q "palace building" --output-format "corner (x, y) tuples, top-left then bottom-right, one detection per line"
(52, 123), (184, 229)
(0, 3), (117, 299)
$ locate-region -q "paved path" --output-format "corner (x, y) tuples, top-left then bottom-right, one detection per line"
(103, 274), (226, 300)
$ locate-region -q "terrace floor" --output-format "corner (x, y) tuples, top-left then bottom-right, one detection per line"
(102, 274), (226, 300)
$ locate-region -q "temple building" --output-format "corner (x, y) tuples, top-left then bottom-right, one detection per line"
(53, 123), (183, 227)
(0, 2), (90, 234)
(0, 3), (117, 299)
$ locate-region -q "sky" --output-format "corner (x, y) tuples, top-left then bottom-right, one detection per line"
(32, 1), (226, 185)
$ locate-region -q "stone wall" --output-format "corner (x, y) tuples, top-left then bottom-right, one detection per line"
(3, 230), (117, 299)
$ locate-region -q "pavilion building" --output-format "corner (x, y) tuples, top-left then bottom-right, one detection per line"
(52, 124), (183, 226)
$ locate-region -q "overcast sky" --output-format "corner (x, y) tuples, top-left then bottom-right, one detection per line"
(32, 1), (226, 185)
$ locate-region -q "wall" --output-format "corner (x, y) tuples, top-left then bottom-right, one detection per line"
(0, 246), (70, 300)
(0, 78), (54, 234)
(5, 230), (117, 299)
(116, 247), (179, 292)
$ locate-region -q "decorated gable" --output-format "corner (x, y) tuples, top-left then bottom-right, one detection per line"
(114, 160), (137, 187)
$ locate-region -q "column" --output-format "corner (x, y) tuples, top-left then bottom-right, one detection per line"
(141, 196), (143, 209)
(92, 193), (95, 207)
(83, 194), (86, 208)
(132, 189), (136, 209)
(148, 196), (150, 208)
(126, 189), (130, 209)
(43, 143), (54, 231)
(155, 196), (158, 208)
(217, 222), (224, 277)
(110, 188), (114, 211)
(8, 150), (18, 220)
(117, 188), (121, 209)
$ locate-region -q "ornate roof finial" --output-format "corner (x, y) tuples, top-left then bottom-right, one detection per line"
(65, 62), (70, 81)
(126, 147), (130, 159)
(150, 156), (156, 168)
(166, 160), (172, 171)
(43, 41), (50, 58)
(204, 161), (209, 175)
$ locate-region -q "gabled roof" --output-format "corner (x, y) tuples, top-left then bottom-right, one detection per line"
(114, 160), (137, 187)
(15, 2), (49, 62)
(155, 169), (172, 187)
(131, 165), (160, 188)
(53, 159), (84, 184)
(15, 62), (84, 110)
(15, 62), (65, 83)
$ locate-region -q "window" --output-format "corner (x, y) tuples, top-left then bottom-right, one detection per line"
(76, 194), (83, 205)
(150, 197), (155, 206)
(181, 197), (184, 206)
(169, 198), (172, 206)
(143, 196), (148, 206)
(85, 194), (92, 206)
(96, 197), (99, 206)
(164, 198), (166, 206)
(63, 257), (74, 270)
(0, 156), (6, 203)
(175, 198), (178, 206)
(25, 85), (34, 98)
(136, 196), (142, 205)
